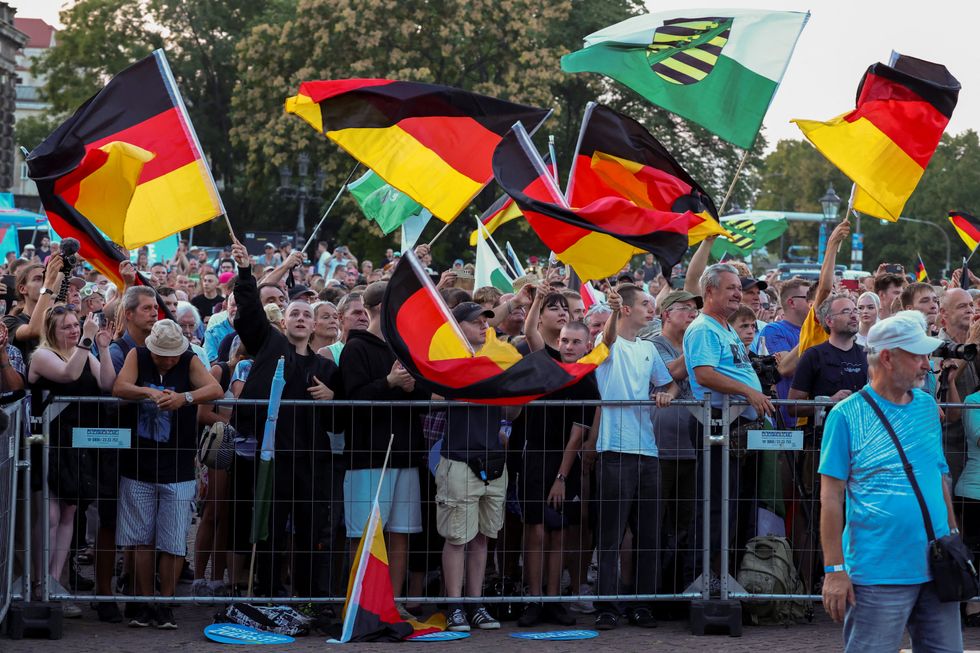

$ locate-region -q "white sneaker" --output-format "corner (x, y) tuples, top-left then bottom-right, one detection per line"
(62, 602), (83, 618)
(569, 583), (596, 614)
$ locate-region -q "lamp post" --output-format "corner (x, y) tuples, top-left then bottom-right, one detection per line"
(880, 216), (951, 279)
(817, 183), (841, 263)
(278, 152), (326, 237)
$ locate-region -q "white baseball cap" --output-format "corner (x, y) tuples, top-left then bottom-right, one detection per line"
(866, 311), (942, 355)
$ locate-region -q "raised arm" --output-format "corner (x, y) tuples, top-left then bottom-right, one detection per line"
(815, 219), (851, 308)
(522, 282), (548, 353)
(15, 255), (62, 343)
(230, 242), (272, 356)
(600, 287), (622, 349)
(684, 235), (717, 295)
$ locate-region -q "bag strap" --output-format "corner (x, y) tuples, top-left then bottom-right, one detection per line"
(858, 388), (936, 542)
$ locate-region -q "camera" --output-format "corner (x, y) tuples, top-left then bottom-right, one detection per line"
(933, 342), (978, 361)
(60, 237), (80, 272)
(749, 352), (781, 396)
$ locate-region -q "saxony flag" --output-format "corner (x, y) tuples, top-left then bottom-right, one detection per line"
(286, 79), (550, 223)
(474, 219), (514, 293)
(561, 10), (809, 149)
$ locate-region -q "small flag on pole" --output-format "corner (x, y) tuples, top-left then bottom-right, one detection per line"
(474, 219), (514, 293)
(915, 254), (928, 282)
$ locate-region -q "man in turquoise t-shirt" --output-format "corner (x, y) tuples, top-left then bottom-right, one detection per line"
(820, 312), (960, 652)
(682, 263), (774, 584)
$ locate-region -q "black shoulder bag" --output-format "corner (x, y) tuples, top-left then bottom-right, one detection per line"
(859, 388), (979, 602)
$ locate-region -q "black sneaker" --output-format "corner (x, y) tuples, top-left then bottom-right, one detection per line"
(69, 559), (95, 592)
(545, 602), (576, 626)
(594, 611), (619, 630)
(627, 606), (657, 628)
(96, 602), (123, 623)
(156, 606), (177, 630)
(469, 606), (500, 630)
(517, 602), (543, 627)
(446, 606), (470, 632)
(128, 604), (155, 628)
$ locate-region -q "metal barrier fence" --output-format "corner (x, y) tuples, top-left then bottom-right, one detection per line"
(16, 393), (980, 627)
(0, 400), (22, 623)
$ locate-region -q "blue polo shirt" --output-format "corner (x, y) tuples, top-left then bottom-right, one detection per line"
(683, 313), (762, 419)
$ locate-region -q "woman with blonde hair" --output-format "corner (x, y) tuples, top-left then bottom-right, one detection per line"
(29, 305), (114, 616)
(855, 291), (880, 348)
(309, 300), (340, 352)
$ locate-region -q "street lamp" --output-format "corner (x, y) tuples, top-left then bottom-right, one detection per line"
(278, 153), (326, 237)
(817, 183), (842, 263)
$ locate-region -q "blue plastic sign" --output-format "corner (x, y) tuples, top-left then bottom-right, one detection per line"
(204, 623), (295, 645)
(72, 427), (131, 449)
(408, 631), (471, 642)
(510, 630), (599, 640)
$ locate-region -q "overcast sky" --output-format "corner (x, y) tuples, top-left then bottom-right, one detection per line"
(13, 0), (979, 149)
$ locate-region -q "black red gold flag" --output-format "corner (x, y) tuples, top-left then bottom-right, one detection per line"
(26, 49), (223, 253)
(285, 79), (550, 224)
(491, 121), (697, 281)
(794, 54), (960, 221)
(915, 253), (928, 282)
(950, 211), (980, 252)
(381, 250), (607, 405)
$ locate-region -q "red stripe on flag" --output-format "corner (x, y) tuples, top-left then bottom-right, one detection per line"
(397, 116), (500, 183)
(85, 108), (199, 184)
(297, 79), (396, 103)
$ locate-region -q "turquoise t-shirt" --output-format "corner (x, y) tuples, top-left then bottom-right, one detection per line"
(819, 385), (950, 585)
(595, 335), (672, 456)
(956, 392), (980, 500)
(683, 313), (762, 418)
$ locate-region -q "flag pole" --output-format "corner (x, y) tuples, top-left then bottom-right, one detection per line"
(548, 135), (560, 186)
(301, 163), (360, 255)
(717, 149), (751, 216)
(476, 218), (519, 279)
(427, 220), (453, 247)
(373, 433), (396, 506)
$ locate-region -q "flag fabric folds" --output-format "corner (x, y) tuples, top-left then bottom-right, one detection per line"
(505, 241), (526, 277)
(950, 211), (980, 252)
(793, 54), (960, 222)
(915, 254), (928, 282)
(285, 79), (550, 223)
(468, 193), (523, 246)
(381, 250), (608, 405)
(348, 169), (431, 235)
(474, 220), (514, 293)
(711, 213), (788, 258)
(26, 49), (223, 250)
(250, 357), (286, 546)
(491, 108), (702, 281)
(561, 10), (809, 149)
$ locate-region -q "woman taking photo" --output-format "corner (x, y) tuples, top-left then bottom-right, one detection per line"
(29, 305), (115, 616)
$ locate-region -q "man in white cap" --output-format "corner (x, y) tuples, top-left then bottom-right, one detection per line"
(820, 311), (961, 651)
(112, 319), (222, 629)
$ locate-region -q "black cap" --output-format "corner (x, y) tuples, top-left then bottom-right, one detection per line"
(452, 301), (494, 323)
(288, 284), (316, 300)
(740, 277), (768, 291)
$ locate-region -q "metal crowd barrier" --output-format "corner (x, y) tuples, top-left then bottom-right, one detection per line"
(15, 393), (980, 631)
(0, 400), (22, 623)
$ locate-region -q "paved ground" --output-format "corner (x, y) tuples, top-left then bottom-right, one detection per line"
(7, 602), (980, 652)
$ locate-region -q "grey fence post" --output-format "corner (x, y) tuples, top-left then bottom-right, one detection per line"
(701, 392), (712, 601)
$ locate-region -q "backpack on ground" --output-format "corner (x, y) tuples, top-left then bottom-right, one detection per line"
(736, 535), (813, 626)
(214, 603), (313, 636)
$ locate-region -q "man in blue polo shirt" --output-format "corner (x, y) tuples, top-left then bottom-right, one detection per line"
(820, 312), (960, 651)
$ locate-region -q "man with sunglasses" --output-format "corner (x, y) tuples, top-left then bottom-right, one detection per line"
(759, 278), (811, 428)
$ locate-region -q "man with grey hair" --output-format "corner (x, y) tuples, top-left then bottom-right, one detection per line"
(683, 263), (772, 584)
(585, 302), (612, 347)
(111, 285), (159, 373)
(820, 312), (960, 650)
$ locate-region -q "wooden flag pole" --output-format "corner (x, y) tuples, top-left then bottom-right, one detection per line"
(427, 220), (453, 247)
(301, 163), (360, 255)
(717, 148), (751, 216)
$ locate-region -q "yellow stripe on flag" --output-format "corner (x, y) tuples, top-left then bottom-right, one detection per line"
(284, 93), (324, 133)
(468, 202), (524, 246)
(793, 115), (923, 222)
(556, 230), (644, 281)
(328, 125), (484, 223)
(74, 142), (155, 246)
(688, 211), (734, 246)
(123, 159), (224, 248)
(429, 322), (473, 362)
(590, 152), (651, 208)
(953, 225), (979, 251)
(476, 329), (523, 369)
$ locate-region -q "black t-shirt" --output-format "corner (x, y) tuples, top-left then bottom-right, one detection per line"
(3, 312), (35, 362)
(191, 293), (225, 319)
(521, 373), (599, 481)
(791, 340), (868, 398)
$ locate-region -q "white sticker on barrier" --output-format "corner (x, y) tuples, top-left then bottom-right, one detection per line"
(747, 429), (803, 451)
(72, 427), (131, 449)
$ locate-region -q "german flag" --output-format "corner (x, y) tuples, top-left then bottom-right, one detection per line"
(336, 501), (444, 642)
(381, 250), (608, 405)
(793, 54), (959, 222)
(285, 79), (550, 224)
(468, 193), (522, 246)
(950, 211), (980, 252)
(26, 50), (223, 251)
(915, 253), (928, 282)
(492, 118), (700, 281)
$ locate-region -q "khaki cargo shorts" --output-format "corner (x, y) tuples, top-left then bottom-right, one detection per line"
(434, 457), (507, 546)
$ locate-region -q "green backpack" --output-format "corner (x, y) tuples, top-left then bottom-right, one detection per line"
(736, 535), (813, 626)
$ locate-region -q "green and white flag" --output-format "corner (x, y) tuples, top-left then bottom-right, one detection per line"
(561, 9), (809, 149)
(474, 219), (513, 293)
(348, 170), (426, 234)
(711, 212), (788, 258)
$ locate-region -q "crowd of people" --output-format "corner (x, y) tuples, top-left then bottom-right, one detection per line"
(3, 223), (975, 648)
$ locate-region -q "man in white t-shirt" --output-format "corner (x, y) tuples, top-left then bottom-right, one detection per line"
(588, 284), (678, 631)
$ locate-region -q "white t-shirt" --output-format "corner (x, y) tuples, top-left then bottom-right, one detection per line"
(595, 335), (672, 456)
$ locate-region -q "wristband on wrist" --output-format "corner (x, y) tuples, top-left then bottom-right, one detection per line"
(951, 527), (960, 535)
(824, 564), (845, 574)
